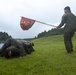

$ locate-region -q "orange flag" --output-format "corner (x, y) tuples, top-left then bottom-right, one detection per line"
(20, 17), (35, 30)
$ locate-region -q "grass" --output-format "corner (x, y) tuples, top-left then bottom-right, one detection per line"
(0, 34), (76, 75)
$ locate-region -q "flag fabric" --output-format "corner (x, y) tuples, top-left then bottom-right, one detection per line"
(20, 17), (35, 30)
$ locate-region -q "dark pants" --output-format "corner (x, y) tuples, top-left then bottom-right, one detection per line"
(64, 31), (74, 53)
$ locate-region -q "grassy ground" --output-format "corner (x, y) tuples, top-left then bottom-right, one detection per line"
(0, 34), (76, 75)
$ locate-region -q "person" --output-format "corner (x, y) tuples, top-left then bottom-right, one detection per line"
(0, 38), (35, 58)
(57, 6), (76, 53)
(4, 46), (21, 58)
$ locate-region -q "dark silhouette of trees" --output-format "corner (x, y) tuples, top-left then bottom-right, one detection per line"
(0, 32), (12, 43)
(37, 28), (64, 38)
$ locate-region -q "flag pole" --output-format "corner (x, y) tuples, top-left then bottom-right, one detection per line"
(21, 16), (57, 27)
(35, 20), (57, 27)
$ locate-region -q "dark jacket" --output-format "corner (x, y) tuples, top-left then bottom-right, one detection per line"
(58, 12), (76, 32)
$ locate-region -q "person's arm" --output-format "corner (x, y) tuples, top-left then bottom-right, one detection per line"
(57, 14), (67, 29)
(0, 38), (11, 56)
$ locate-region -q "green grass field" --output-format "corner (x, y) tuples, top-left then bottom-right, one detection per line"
(0, 34), (76, 75)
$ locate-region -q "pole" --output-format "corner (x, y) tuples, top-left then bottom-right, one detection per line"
(36, 20), (57, 27)
(21, 16), (57, 27)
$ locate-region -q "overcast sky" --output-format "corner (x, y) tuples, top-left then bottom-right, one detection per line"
(0, 0), (76, 39)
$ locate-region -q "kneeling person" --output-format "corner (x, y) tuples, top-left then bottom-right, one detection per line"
(0, 38), (35, 58)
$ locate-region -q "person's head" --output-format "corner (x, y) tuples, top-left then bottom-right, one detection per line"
(4, 46), (20, 59)
(64, 6), (71, 13)
(5, 50), (12, 58)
